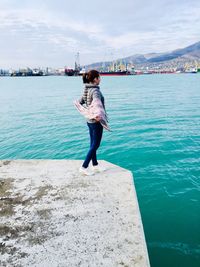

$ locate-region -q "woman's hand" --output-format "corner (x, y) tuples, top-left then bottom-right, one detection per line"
(95, 115), (101, 122)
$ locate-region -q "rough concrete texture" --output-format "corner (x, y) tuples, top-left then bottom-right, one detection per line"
(0, 160), (150, 267)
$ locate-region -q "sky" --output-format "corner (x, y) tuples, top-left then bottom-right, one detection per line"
(0, 0), (200, 69)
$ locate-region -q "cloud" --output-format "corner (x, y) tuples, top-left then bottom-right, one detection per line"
(0, 1), (200, 68)
(0, 8), (104, 66)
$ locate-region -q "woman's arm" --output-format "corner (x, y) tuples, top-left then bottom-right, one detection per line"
(92, 88), (101, 101)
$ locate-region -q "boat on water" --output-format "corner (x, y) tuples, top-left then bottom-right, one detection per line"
(99, 61), (134, 76)
(32, 69), (43, 76)
(65, 68), (80, 76)
(65, 68), (76, 76)
(185, 68), (198, 73)
(99, 70), (132, 76)
(10, 68), (44, 77)
(65, 68), (133, 76)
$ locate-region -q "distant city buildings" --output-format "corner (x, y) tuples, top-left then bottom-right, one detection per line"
(0, 59), (200, 77)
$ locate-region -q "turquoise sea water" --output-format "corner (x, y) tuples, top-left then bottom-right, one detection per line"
(0, 75), (200, 266)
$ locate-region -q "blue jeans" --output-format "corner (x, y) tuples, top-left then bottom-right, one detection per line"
(82, 122), (103, 168)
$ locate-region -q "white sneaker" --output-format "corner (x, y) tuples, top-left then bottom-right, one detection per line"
(92, 164), (106, 173)
(79, 166), (94, 176)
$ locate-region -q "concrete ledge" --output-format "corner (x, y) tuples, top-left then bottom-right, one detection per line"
(0, 160), (150, 267)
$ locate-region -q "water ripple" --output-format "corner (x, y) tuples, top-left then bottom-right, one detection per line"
(1, 75), (200, 266)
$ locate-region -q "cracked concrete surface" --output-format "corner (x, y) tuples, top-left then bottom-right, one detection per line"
(0, 160), (150, 267)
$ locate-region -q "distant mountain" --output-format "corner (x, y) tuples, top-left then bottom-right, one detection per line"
(147, 41), (200, 63)
(85, 41), (200, 69)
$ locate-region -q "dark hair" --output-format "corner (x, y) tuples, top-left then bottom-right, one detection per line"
(82, 70), (100, 84)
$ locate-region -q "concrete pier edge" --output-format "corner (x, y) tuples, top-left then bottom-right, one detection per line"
(0, 159), (150, 267)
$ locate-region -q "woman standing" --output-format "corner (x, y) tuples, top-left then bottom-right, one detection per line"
(78, 70), (106, 176)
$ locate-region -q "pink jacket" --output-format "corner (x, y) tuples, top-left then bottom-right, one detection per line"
(74, 98), (110, 131)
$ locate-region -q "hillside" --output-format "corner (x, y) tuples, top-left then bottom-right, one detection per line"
(85, 41), (200, 69)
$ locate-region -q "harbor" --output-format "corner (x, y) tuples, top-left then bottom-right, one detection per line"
(1, 65), (200, 77)
(1, 45), (200, 77)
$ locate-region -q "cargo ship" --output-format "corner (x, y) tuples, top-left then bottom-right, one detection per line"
(65, 68), (132, 76)
(65, 68), (76, 76)
(99, 70), (132, 76)
(99, 61), (134, 75)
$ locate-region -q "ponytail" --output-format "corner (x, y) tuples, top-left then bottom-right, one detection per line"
(82, 73), (89, 84)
